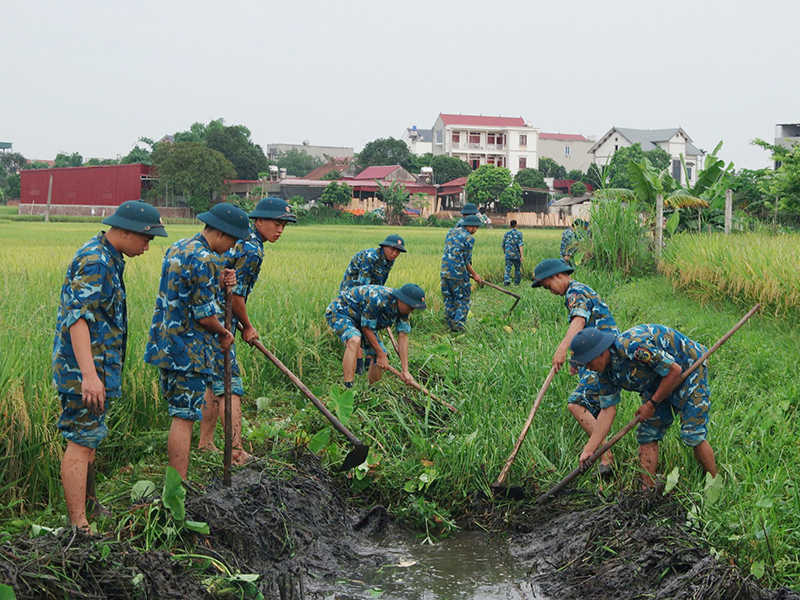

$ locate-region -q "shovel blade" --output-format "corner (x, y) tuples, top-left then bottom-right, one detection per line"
(491, 483), (527, 500)
(338, 444), (369, 472)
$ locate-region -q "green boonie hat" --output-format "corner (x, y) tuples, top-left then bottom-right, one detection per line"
(197, 202), (250, 240)
(531, 258), (574, 288)
(461, 203), (479, 215)
(570, 327), (616, 365)
(379, 234), (407, 252)
(250, 197), (298, 223)
(459, 214), (482, 227)
(393, 283), (427, 310)
(573, 218), (588, 228)
(102, 200), (168, 237)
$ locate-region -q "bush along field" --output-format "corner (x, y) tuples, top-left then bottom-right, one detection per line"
(0, 220), (799, 590)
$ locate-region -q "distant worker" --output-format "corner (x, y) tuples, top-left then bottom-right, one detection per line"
(54, 200), (167, 530)
(325, 284), (427, 389)
(440, 214), (484, 332)
(502, 220), (524, 285)
(144, 203), (250, 480)
(531, 258), (619, 475)
(198, 198), (298, 466)
(560, 218), (589, 265)
(456, 202), (480, 227)
(339, 234), (407, 375)
(570, 325), (717, 488)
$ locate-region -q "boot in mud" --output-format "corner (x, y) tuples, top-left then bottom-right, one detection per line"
(86, 463), (111, 518)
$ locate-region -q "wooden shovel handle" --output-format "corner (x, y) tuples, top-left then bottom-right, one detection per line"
(384, 364), (458, 414)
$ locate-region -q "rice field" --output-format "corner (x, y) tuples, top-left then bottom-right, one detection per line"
(1, 220), (799, 587)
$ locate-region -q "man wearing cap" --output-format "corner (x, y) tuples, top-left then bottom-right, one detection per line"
(441, 215), (484, 332)
(502, 220), (524, 286)
(144, 202), (250, 480)
(455, 202), (480, 227)
(531, 258), (619, 475)
(570, 325), (717, 488)
(54, 200), (167, 530)
(560, 219), (589, 265)
(199, 198), (297, 465)
(325, 283), (426, 388)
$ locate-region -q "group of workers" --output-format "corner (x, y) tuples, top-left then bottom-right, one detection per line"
(53, 197), (716, 531)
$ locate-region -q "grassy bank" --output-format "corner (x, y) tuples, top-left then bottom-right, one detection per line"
(0, 221), (797, 587)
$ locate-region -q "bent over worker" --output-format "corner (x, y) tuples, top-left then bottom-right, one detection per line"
(54, 200), (167, 530)
(199, 197), (297, 466)
(340, 233), (406, 292)
(570, 325), (717, 489)
(325, 284), (427, 389)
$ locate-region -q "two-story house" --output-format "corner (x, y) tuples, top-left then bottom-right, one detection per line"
(431, 113), (539, 176)
(401, 126), (433, 156)
(538, 133), (595, 173)
(589, 127), (705, 186)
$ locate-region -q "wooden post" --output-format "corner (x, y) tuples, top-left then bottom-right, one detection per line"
(45, 174), (53, 223)
(655, 193), (663, 260)
(724, 188), (732, 234)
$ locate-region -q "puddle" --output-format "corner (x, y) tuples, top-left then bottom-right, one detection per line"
(317, 530), (546, 600)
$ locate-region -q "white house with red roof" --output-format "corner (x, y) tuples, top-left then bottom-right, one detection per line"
(537, 133), (595, 173)
(431, 113), (539, 176)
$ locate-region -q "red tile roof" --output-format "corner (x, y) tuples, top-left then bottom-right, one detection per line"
(439, 114), (526, 127)
(439, 176), (468, 187)
(354, 165), (402, 180)
(539, 133), (589, 141)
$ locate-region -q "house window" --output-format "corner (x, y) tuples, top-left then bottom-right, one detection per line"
(672, 159), (682, 182)
(487, 156), (495, 165)
(519, 134), (527, 146)
(519, 156), (527, 170)
(452, 132), (460, 146)
(564, 145), (571, 156)
(469, 132), (481, 147)
(686, 163), (693, 181)
(470, 158), (481, 169)
(496, 156), (505, 168)
(496, 134), (504, 148)
(487, 133), (496, 145)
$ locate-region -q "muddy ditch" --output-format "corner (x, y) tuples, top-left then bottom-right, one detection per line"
(1, 454), (797, 599)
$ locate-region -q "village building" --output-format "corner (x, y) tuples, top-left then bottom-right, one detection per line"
(537, 133), (595, 172)
(401, 126), (433, 156)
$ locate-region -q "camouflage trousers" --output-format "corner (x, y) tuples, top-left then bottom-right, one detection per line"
(504, 258), (522, 285)
(441, 277), (471, 331)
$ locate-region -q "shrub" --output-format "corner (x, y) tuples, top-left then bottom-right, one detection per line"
(585, 199), (654, 277)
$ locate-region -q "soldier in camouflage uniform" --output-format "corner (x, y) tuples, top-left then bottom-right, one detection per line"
(441, 214), (484, 332)
(455, 202), (480, 227)
(54, 200), (167, 530)
(339, 233), (407, 375)
(502, 220), (524, 285)
(570, 325), (717, 488)
(559, 218), (588, 265)
(199, 198), (297, 466)
(532, 258), (619, 475)
(326, 283), (426, 388)
(144, 203), (249, 480)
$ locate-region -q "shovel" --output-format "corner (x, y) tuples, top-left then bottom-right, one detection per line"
(474, 277), (521, 312)
(537, 303), (762, 504)
(491, 365), (557, 499)
(239, 324), (369, 471)
(223, 287), (233, 487)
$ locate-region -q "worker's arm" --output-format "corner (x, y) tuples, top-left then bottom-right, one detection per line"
(68, 318), (105, 415)
(553, 316), (586, 373)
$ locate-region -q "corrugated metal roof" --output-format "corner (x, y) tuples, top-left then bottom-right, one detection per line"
(406, 128), (433, 142)
(439, 113), (527, 127)
(539, 133), (588, 141)
(354, 165), (403, 180)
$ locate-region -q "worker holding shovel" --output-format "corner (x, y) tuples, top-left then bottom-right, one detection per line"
(325, 284), (427, 389)
(339, 233), (407, 375)
(531, 258), (619, 476)
(144, 203), (250, 480)
(502, 220), (524, 286)
(54, 200), (167, 530)
(198, 197), (297, 466)
(441, 214), (484, 332)
(569, 325), (717, 488)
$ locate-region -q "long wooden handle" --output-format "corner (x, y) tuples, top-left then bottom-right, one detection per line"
(537, 303), (761, 504)
(478, 278), (521, 300)
(384, 364), (458, 413)
(493, 366), (557, 487)
(223, 287), (233, 487)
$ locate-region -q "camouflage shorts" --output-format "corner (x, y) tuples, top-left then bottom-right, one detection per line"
(210, 374), (245, 397)
(637, 364), (710, 447)
(159, 369), (208, 421)
(57, 392), (109, 449)
(325, 312), (387, 356)
(567, 368), (603, 418)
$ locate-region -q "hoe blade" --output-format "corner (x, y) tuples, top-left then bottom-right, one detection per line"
(338, 444), (369, 472)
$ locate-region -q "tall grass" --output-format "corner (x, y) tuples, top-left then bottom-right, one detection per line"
(660, 232), (800, 319)
(585, 198), (654, 278)
(1, 221), (799, 587)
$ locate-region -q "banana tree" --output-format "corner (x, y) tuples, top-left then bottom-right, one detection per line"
(678, 141), (735, 231)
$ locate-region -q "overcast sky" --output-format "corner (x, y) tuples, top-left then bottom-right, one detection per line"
(3, 0), (797, 170)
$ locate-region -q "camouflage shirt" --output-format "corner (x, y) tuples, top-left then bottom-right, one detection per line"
(560, 228), (577, 259)
(502, 229), (524, 259)
(564, 281), (618, 334)
(441, 226), (475, 281)
(53, 233), (127, 397)
(590, 324), (707, 409)
(144, 233), (223, 374)
(339, 247), (393, 293)
(327, 285), (411, 334)
(223, 223), (264, 301)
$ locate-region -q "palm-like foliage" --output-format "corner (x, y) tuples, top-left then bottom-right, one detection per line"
(627, 158), (709, 210)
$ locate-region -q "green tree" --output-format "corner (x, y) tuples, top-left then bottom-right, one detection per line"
(514, 168), (547, 189)
(205, 123), (268, 180)
(729, 168), (771, 214)
(54, 152), (83, 168)
(430, 155), (472, 184)
(567, 168), (584, 181)
(753, 138), (800, 213)
(357, 137), (416, 171)
(174, 120), (213, 144)
(465, 165), (516, 209)
(497, 181), (523, 210)
(320, 181), (352, 207)
(269, 148), (324, 178)
(584, 163), (604, 188)
(606, 143), (670, 189)
(570, 181), (587, 197)
(321, 169), (342, 180)
(85, 158), (119, 166)
(4, 173), (20, 200)
(151, 141), (236, 212)
(376, 181), (410, 225)
(537, 157), (567, 179)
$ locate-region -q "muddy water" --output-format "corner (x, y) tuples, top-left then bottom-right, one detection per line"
(318, 530), (547, 600)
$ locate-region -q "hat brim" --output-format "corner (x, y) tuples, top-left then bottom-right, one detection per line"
(197, 212), (250, 240)
(392, 289), (426, 310)
(572, 330), (616, 365)
(379, 242), (407, 252)
(250, 211), (298, 223)
(531, 263), (574, 287)
(102, 215), (168, 237)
